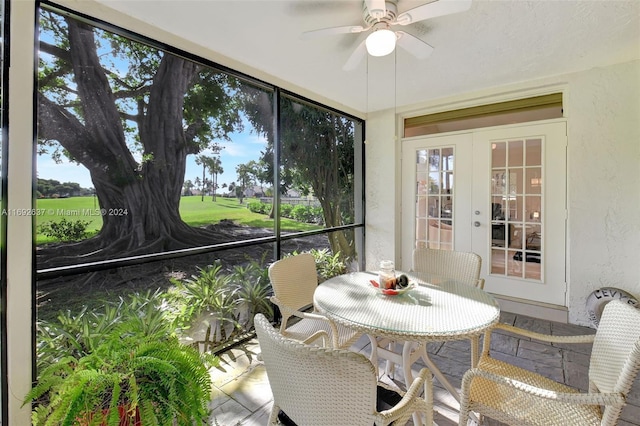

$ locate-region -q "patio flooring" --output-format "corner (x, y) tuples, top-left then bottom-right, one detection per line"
(208, 311), (640, 426)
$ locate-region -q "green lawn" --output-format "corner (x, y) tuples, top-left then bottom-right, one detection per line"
(36, 196), (321, 245)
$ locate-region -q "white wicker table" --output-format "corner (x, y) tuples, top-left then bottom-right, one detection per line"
(314, 271), (500, 424)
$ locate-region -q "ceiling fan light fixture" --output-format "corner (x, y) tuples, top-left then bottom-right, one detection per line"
(365, 28), (396, 57)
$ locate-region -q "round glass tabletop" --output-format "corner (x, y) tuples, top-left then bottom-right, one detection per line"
(314, 271), (500, 341)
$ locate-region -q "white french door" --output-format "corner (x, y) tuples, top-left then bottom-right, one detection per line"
(401, 121), (567, 306)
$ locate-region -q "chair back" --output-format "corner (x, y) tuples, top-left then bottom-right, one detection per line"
(255, 313), (379, 426)
(268, 253), (318, 312)
(412, 248), (482, 287)
(589, 300), (640, 417)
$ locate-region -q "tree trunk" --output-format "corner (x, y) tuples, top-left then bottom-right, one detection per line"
(36, 19), (218, 266)
(311, 117), (356, 262)
(317, 197), (356, 261)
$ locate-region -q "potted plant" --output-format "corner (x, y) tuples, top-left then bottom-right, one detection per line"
(25, 322), (216, 425)
(25, 292), (217, 425)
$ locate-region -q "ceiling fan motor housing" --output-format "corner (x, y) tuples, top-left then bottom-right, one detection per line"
(302, 0), (473, 70)
(362, 0), (398, 26)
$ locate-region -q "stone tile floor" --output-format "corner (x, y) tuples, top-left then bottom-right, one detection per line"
(209, 311), (640, 425)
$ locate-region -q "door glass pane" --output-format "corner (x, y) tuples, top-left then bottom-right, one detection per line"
(510, 169), (523, 195)
(428, 172), (440, 194)
(526, 167), (542, 194)
(428, 149), (439, 171)
(491, 141), (506, 167)
(525, 138), (542, 165)
(490, 138), (543, 280)
(508, 139), (523, 166)
(491, 170), (506, 195)
(414, 147), (454, 250)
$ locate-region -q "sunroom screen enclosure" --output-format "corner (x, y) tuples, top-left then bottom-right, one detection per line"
(34, 2), (364, 366)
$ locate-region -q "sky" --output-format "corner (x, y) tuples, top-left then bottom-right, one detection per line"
(37, 129), (268, 192)
(36, 12), (269, 194)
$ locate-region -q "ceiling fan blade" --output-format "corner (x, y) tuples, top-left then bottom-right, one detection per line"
(365, 0), (387, 19)
(396, 0), (472, 26)
(301, 25), (365, 39)
(343, 40), (367, 71)
(395, 31), (434, 59)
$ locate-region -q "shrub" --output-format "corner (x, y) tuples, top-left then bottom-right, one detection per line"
(246, 200), (265, 214)
(166, 263), (241, 344)
(38, 218), (91, 242)
(229, 254), (273, 329)
(261, 202), (273, 214)
(309, 248), (347, 281)
(287, 248), (348, 282)
(280, 203), (293, 218)
(312, 206), (324, 225)
(291, 204), (318, 223)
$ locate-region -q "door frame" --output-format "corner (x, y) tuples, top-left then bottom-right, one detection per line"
(400, 132), (473, 271)
(400, 119), (568, 307)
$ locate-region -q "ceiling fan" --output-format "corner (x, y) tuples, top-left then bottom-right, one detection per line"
(302, 0), (472, 71)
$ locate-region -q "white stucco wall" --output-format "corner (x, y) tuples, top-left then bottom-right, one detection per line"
(364, 109), (398, 271)
(565, 60), (640, 325)
(365, 59), (640, 326)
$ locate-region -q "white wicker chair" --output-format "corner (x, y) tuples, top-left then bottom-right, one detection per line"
(412, 248), (483, 289)
(269, 253), (360, 349)
(412, 248), (484, 365)
(254, 313), (434, 426)
(372, 248), (484, 378)
(459, 300), (640, 426)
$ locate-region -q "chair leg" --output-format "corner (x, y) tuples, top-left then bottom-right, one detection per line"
(385, 341), (396, 377)
(368, 334), (380, 376)
(458, 407), (471, 426)
(470, 335), (480, 367)
(425, 372), (434, 426)
(268, 404), (280, 425)
(458, 373), (474, 426)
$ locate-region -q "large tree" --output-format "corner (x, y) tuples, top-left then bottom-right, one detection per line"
(37, 11), (244, 266)
(243, 95), (358, 261)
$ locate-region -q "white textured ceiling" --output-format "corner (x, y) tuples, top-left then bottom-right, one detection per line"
(94, 0), (640, 114)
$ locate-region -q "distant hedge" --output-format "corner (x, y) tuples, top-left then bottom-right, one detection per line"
(247, 201), (323, 225)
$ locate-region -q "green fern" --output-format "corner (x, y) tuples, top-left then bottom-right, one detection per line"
(25, 321), (217, 425)
(36, 290), (174, 372)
